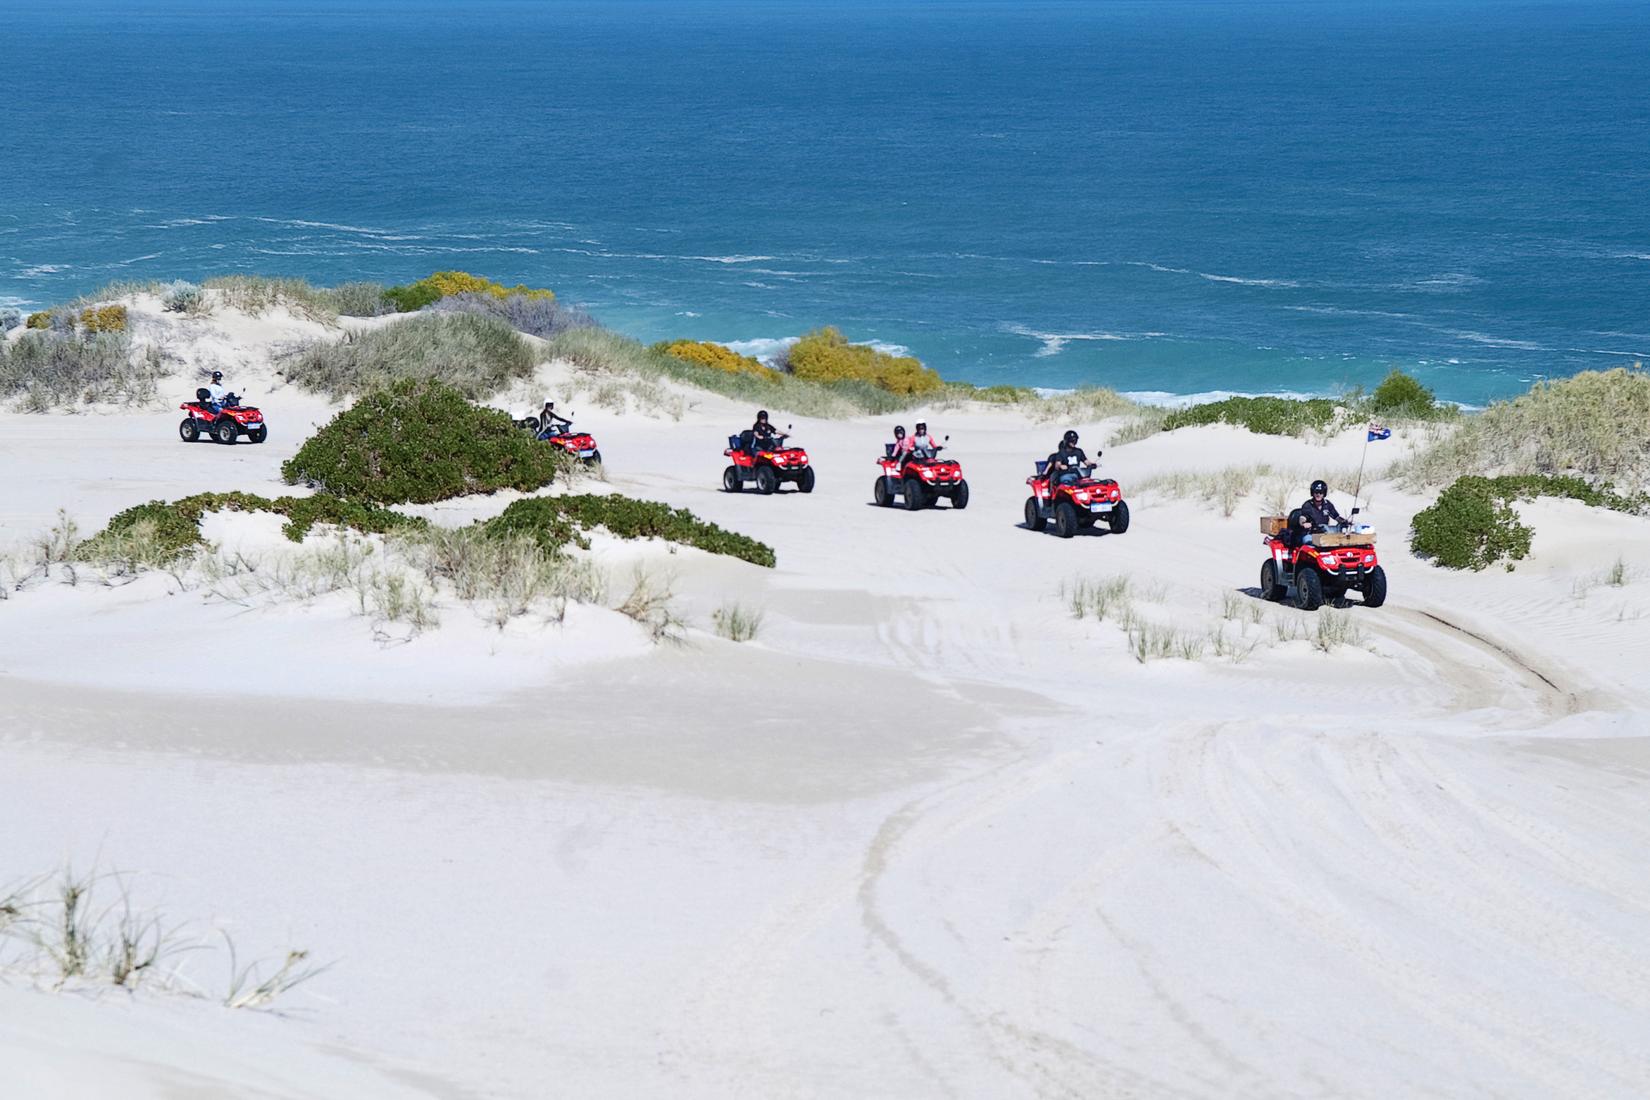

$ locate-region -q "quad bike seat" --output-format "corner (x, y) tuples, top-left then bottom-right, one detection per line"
(196, 387), (211, 402)
(739, 429), (755, 452)
(885, 443), (896, 458)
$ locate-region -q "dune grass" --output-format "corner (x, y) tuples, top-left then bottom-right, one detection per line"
(0, 330), (165, 410)
(281, 313), (536, 401)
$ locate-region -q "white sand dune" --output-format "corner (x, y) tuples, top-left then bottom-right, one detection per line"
(2, 301), (1648, 1097)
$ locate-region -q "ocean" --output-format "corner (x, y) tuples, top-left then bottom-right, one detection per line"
(1, 0), (1646, 406)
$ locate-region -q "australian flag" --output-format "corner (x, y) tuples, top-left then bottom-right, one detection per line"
(1367, 424), (1392, 442)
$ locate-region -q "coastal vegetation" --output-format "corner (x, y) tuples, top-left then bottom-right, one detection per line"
(0, 328), (163, 410)
(1409, 473), (1646, 571)
(783, 326), (943, 395)
(655, 339), (778, 379)
(281, 312), (536, 400)
(484, 494), (776, 567)
(426, 291), (592, 339)
(282, 379), (561, 503)
(382, 270), (555, 313)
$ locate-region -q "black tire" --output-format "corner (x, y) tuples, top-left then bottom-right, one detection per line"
(951, 480), (969, 510)
(179, 418), (200, 443)
(1054, 501), (1078, 539)
(798, 466), (816, 494)
(587, 449), (602, 466)
(903, 477), (925, 511)
(1025, 496), (1046, 532)
(1363, 565), (1388, 608)
(1295, 567), (1323, 611)
(1107, 500), (1131, 534)
(756, 465), (778, 495)
(214, 418), (237, 445)
(522, 415), (540, 433)
(723, 465), (743, 493)
(247, 425), (267, 444)
(1260, 559), (1285, 601)
(874, 477), (892, 507)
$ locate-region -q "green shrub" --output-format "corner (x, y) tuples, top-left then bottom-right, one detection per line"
(1409, 474), (1644, 570)
(655, 339), (777, 379)
(282, 379), (562, 504)
(281, 312), (536, 400)
(1396, 366), (1650, 490)
(161, 280), (204, 314)
(784, 327), (943, 395)
(322, 281), (393, 317)
(1366, 370), (1444, 420)
(78, 491), (424, 564)
(1160, 396), (1338, 436)
(25, 311), (51, 330)
(383, 271), (554, 313)
(484, 493), (775, 567)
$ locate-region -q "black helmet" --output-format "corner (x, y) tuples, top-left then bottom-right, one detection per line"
(1311, 479), (1328, 495)
(893, 424), (906, 439)
(1062, 429), (1079, 446)
(915, 422), (927, 434)
(211, 370), (223, 382)
(756, 410), (769, 422)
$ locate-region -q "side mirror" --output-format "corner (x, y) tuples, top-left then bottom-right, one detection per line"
(943, 434), (950, 442)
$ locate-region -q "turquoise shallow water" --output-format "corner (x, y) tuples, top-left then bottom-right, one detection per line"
(1, 0), (1646, 405)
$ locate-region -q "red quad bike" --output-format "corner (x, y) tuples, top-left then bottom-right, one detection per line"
(722, 428), (815, 494)
(1024, 462), (1129, 538)
(528, 416), (601, 465)
(1259, 514), (1387, 610)
(874, 440), (968, 510)
(179, 389), (266, 445)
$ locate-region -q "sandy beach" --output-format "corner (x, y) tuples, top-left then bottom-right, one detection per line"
(3, 298), (1648, 1098)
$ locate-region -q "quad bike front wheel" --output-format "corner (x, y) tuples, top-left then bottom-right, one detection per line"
(756, 466), (779, 495)
(1054, 501), (1078, 539)
(951, 480), (969, 510)
(179, 418), (200, 442)
(1295, 567), (1323, 611)
(1107, 500), (1130, 534)
(798, 467), (816, 494)
(1260, 559), (1285, 601)
(903, 477), (925, 511)
(214, 419), (238, 445)
(873, 477), (892, 507)
(247, 425), (268, 444)
(1363, 565), (1388, 608)
(723, 466), (743, 493)
(1024, 496), (1046, 532)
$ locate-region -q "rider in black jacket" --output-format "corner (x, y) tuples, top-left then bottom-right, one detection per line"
(1297, 479), (1346, 534)
(1046, 430), (1089, 486)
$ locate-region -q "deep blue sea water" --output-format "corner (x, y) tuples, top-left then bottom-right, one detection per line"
(1, 0), (1647, 405)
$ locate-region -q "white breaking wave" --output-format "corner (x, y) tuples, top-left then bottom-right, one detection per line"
(1125, 261), (1299, 288)
(17, 264), (69, 277)
(1001, 322), (1164, 357)
(1122, 388), (1333, 408)
(722, 336), (798, 364)
(1447, 330), (1547, 352)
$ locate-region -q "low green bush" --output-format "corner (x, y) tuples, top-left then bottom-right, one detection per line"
(1365, 369), (1447, 420)
(282, 378), (562, 504)
(1409, 473), (1646, 571)
(281, 312), (536, 400)
(383, 271), (555, 313)
(484, 494), (775, 567)
(78, 491), (424, 564)
(1160, 395), (1338, 436)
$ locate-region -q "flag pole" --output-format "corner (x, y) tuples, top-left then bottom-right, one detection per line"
(1350, 424), (1371, 518)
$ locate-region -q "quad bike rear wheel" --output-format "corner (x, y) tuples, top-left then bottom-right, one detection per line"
(874, 477), (892, 506)
(951, 480), (969, 510)
(1054, 501), (1078, 539)
(214, 419), (237, 445)
(179, 418), (200, 442)
(723, 465), (743, 493)
(1295, 567), (1323, 611)
(588, 449), (602, 466)
(1107, 500), (1131, 534)
(1260, 559), (1285, 601)
(247, 425), (267, 444)
(798, 467), (816, 493)
(1363, 565), (1388, 608)
(904, 477), (925, 511)
(756, 466), (778, 495)
(1024, 496), (1046, 532)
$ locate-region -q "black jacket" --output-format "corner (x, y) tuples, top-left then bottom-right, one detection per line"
(1047, 446), (1088, 477)
(1300, 497), (1344, 529)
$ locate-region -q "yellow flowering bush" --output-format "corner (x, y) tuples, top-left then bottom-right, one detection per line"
(654, 339), (777, 379)
(78, 304), (129, 333)
(26, 311), (52, 330)
(785, 327), (943, 396)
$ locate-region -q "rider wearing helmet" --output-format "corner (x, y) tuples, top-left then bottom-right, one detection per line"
(1297, 479), (1346, 536)
(205, 370), (229, 412)
(1045, 430), (1090, 487)
(910, 422), (942, 460)
(889, 423), (913, 458)
(751, 410), (783, 452)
